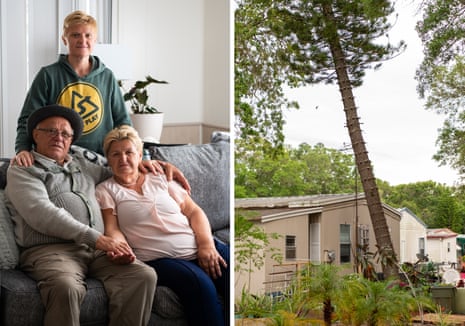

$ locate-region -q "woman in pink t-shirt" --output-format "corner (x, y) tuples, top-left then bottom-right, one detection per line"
(95, 125), (229, 326)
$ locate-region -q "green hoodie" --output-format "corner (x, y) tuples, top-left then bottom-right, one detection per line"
(16, 54), (131, 154)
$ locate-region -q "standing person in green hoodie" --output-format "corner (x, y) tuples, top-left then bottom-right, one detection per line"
(14, 10), (132, 163)
(15, 10), (131, 158)
(12, 10), (190, 190)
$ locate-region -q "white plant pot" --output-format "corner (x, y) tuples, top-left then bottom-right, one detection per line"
(130, 113), (164, 143)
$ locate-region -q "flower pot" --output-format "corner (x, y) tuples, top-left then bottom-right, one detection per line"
(130, 113), (164, 143)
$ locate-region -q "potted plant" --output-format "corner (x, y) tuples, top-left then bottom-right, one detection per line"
(119, 75), (168, 143)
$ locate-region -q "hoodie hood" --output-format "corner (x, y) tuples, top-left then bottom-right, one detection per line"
(58, 54), (107, 79)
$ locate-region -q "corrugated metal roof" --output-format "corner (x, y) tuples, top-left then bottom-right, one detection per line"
(235, 193), (364, 209)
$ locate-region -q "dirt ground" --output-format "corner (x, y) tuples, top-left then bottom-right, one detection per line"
(411, 313), (465, 325)
(235, 314), (465, 325)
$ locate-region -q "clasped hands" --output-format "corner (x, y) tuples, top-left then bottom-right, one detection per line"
(96, 235), (136, 264)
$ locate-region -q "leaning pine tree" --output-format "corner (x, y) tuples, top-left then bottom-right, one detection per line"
(235, 0), (406, 278)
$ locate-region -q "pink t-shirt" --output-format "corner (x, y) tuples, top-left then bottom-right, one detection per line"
(96, 174), (197, 261)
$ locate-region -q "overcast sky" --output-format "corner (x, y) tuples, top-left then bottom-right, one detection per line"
(282, 1), (459, 186)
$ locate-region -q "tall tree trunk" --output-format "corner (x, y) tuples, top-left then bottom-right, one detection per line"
(321, 3), (398, 278)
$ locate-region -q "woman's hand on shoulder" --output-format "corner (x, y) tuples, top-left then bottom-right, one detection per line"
(139, 159), (165, 175)
(11, 150), (34, 167)
(139, 159), (191, 193)
(160, 161), (191, 193)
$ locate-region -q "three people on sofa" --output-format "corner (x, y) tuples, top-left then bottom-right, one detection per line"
(5, 105), (157, 326)
(96, 125), (230, 325)
(6, 8), (230, 325)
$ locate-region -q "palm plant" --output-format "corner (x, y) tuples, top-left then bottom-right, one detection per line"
(299, 264), (342, 326)
(334, 276), (432, 326)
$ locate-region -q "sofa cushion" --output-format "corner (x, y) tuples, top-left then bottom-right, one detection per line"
(0, 270), (44, 326)
(0, 158), (9, 189)
(153, 286), (184, 318)
(0, 270), (186, 326)
(146, 132), (230, 242)
(0, 190), (19, 269)
(0, 270), (109, 326)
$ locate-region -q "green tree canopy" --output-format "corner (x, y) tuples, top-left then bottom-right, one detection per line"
(416, 0), (465, 178)
(381, 180), (465, 233)
(235, 140), (358, 198)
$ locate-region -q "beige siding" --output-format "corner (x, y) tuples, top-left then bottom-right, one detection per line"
(321, 201), (400, 268)
(320, 202), (357, 266)
(235, 195), (401, 299)
(235, 213), (310, 296)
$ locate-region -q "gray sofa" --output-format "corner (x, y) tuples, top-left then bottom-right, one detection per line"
(0, 132), (230, 326)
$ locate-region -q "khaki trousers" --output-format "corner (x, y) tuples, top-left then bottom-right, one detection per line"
(20, 243), (157, 326)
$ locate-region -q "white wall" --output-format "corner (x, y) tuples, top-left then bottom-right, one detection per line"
(109, 0), (231, 129)
(204, 0), (231, 127)
(0, 0), (32, 157)
(0, 0), (230, 157)
(399, 209), (427, 263)
(428, 237), (457, 264)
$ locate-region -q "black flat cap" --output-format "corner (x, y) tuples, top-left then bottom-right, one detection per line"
(27, 105), (84, 143)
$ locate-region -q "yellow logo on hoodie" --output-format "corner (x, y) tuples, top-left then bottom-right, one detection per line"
(57, 82), (103, 134)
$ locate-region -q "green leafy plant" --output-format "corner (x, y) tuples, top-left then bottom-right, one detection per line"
(234, 210), (282, 292)
(235, 289), (275, 319)
(432, 304), (453, 326)
(119, 75), (168, 113)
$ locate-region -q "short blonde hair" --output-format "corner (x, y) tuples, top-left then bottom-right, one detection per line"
(63, 10), (98, 36)
(103, 125), (143, 157)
